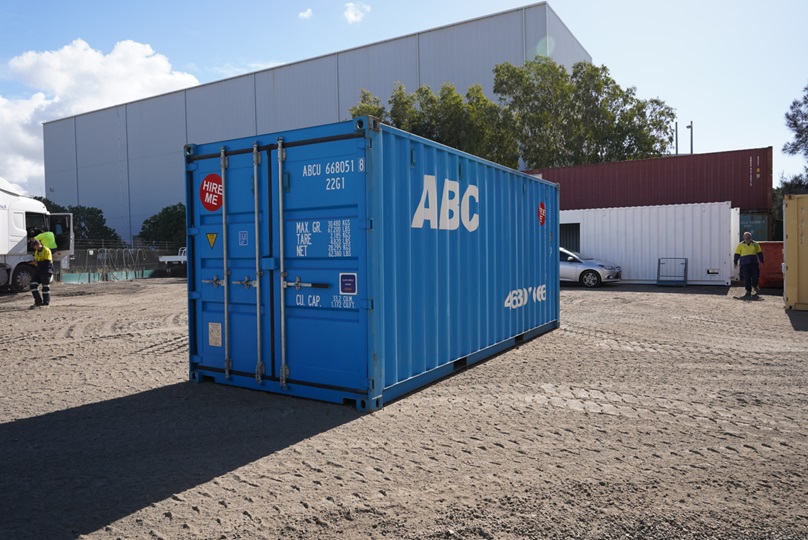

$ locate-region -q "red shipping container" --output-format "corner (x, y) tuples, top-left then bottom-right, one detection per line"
(528, 147), (772, 213)
(757, 241), (783, 289)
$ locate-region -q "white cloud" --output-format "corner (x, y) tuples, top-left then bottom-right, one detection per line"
(343, 3), (371, 24)
(0, 39), (198, 197)
(209, 60), (286, 79)
(299, 8), (313, 20)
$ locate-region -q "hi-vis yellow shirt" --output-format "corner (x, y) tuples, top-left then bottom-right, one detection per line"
(734, 241), (763, 266)
(34, 246), (53, 264)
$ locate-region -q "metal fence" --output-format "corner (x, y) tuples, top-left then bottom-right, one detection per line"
(59, 241), (183, 281)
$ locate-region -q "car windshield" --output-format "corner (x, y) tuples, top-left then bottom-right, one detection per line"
(563, 249), (593, 260)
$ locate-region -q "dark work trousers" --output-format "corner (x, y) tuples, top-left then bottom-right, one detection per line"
(30, 264), (53, 306)
(739, 263), (760, 293)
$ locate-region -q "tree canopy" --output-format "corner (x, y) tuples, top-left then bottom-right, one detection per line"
(783, 83), (808, 163)
(34, 197), (124, 245)
(494, 57), (675, 168)
(349, 82), (518, 168)
(138, 203), (186, 250)
(350, 57), (675, 170)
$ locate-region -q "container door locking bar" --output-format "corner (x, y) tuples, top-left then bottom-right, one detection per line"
(232, 276), (257, 289)
(220, 148), (232, 380)
(252, 143), (264, 384)
(283, 276), (329, 290)
(201, 275), (222, 287)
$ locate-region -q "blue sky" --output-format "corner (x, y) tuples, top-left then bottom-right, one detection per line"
(1, 0), (806, 197)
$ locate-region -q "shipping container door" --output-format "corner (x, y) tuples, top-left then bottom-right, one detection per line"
(269, 133), (370, 394)
(188, 145), (274, 384)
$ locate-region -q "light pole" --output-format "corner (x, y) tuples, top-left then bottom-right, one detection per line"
(686, 121), (693, 154)
(675, 121), (678, 154)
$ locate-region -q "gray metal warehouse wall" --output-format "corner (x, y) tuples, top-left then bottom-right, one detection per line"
(43, 2), (590, 241)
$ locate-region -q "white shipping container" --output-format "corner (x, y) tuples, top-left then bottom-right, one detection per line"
(560, 202), (740, 286)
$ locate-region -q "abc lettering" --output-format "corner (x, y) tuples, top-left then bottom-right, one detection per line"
(411, 174), (479, 232)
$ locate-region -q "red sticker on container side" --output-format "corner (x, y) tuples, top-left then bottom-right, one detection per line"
(200, 174), (223, 212)
(538, 202), (546, 225)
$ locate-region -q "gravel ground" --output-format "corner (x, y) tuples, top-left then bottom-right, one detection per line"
(1, 279), (806, 539)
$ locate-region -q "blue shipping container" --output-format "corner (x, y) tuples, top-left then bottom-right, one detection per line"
(185, 117), (560, 411)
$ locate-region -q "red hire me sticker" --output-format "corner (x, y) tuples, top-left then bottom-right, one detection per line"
(200, 174), (223, 212)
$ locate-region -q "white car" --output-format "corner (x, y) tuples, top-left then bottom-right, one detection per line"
(560, 247), (622, 288)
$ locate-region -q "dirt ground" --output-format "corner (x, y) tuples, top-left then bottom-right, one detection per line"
(1, 278), (807, 540)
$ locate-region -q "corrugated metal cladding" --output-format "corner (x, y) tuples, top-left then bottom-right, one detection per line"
(338, 36), (420, 114)
(783, 194), (808, 310)
(531, 147), (773, 213)
(418, 10), (525, 98)
(186, 75), (257, 144)
(185, 118), (559, 411)
(561, 202), (739, 285)
(43, 2), (591, 242)
(42, 118), (79, 207)
(544, 5), (589, 67)
(126, 93), (189, 232)
(75, 105), (131, 236)
(255, 55), (340, 133)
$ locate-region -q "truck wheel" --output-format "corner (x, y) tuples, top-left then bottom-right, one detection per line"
(11, 265), (35, 293)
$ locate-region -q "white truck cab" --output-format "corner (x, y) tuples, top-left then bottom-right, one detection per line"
(0, 177), (73, 292)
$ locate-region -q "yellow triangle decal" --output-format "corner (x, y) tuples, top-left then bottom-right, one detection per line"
(206, 233), (217, 248)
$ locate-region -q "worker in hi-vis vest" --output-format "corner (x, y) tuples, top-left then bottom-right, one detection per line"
(28, 228), (57, 250)
(734, 231), (764, 297)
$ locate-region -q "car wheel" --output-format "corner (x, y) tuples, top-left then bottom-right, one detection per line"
(580, 270), (601, 288)
(11, 264), (35, 293)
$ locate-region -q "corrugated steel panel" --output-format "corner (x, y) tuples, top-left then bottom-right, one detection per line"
(255, 56), (340, 134)
(43, 118), (79, 206)
(533, 147), (773, 212)
(337, 36), (420, 117)
(784, 194), (808, 310)
(184, 117), (560, 411)
(544, 4), (591, 67)
(419, 10), (526, 98)
(75, 106), (131, 239)
(128, 152), (186, 236)
(561, 202), (738, 285)
(757, 242), (784, 289)
(126, 93), (189, 235)
(739, 212), (771, 241)
(126, 92), (187, 158)
(44, 2), (591, 242)
(186, 75), (257, 143)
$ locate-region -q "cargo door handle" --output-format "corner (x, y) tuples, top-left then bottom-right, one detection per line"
(202, 275), (222, 288)
(232, 276), (257, 289)
(283, 276), (329, 290)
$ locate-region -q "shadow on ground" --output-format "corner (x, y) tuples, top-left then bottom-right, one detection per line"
(561, 282), (732, 296)
(786, 309), (808, 331)
(0, 382), (359, 539)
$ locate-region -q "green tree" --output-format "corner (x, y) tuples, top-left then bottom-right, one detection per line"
(783, 83), (808, 161)
(494, 56), (675, 169)
(347, 89), (387, 122)
(33, 197), (123, 245)
(69, 205), (124, 244)
(773, 84), (808, 226)
(494, 57), (574, 168)
(772, 173), (808, 225)
(349, 82), (518, 167)
(388, 82), (417, 131)
(33, 197), (69, 213)
(139, 203), (186, 250)
(464, 85), (519, 168)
